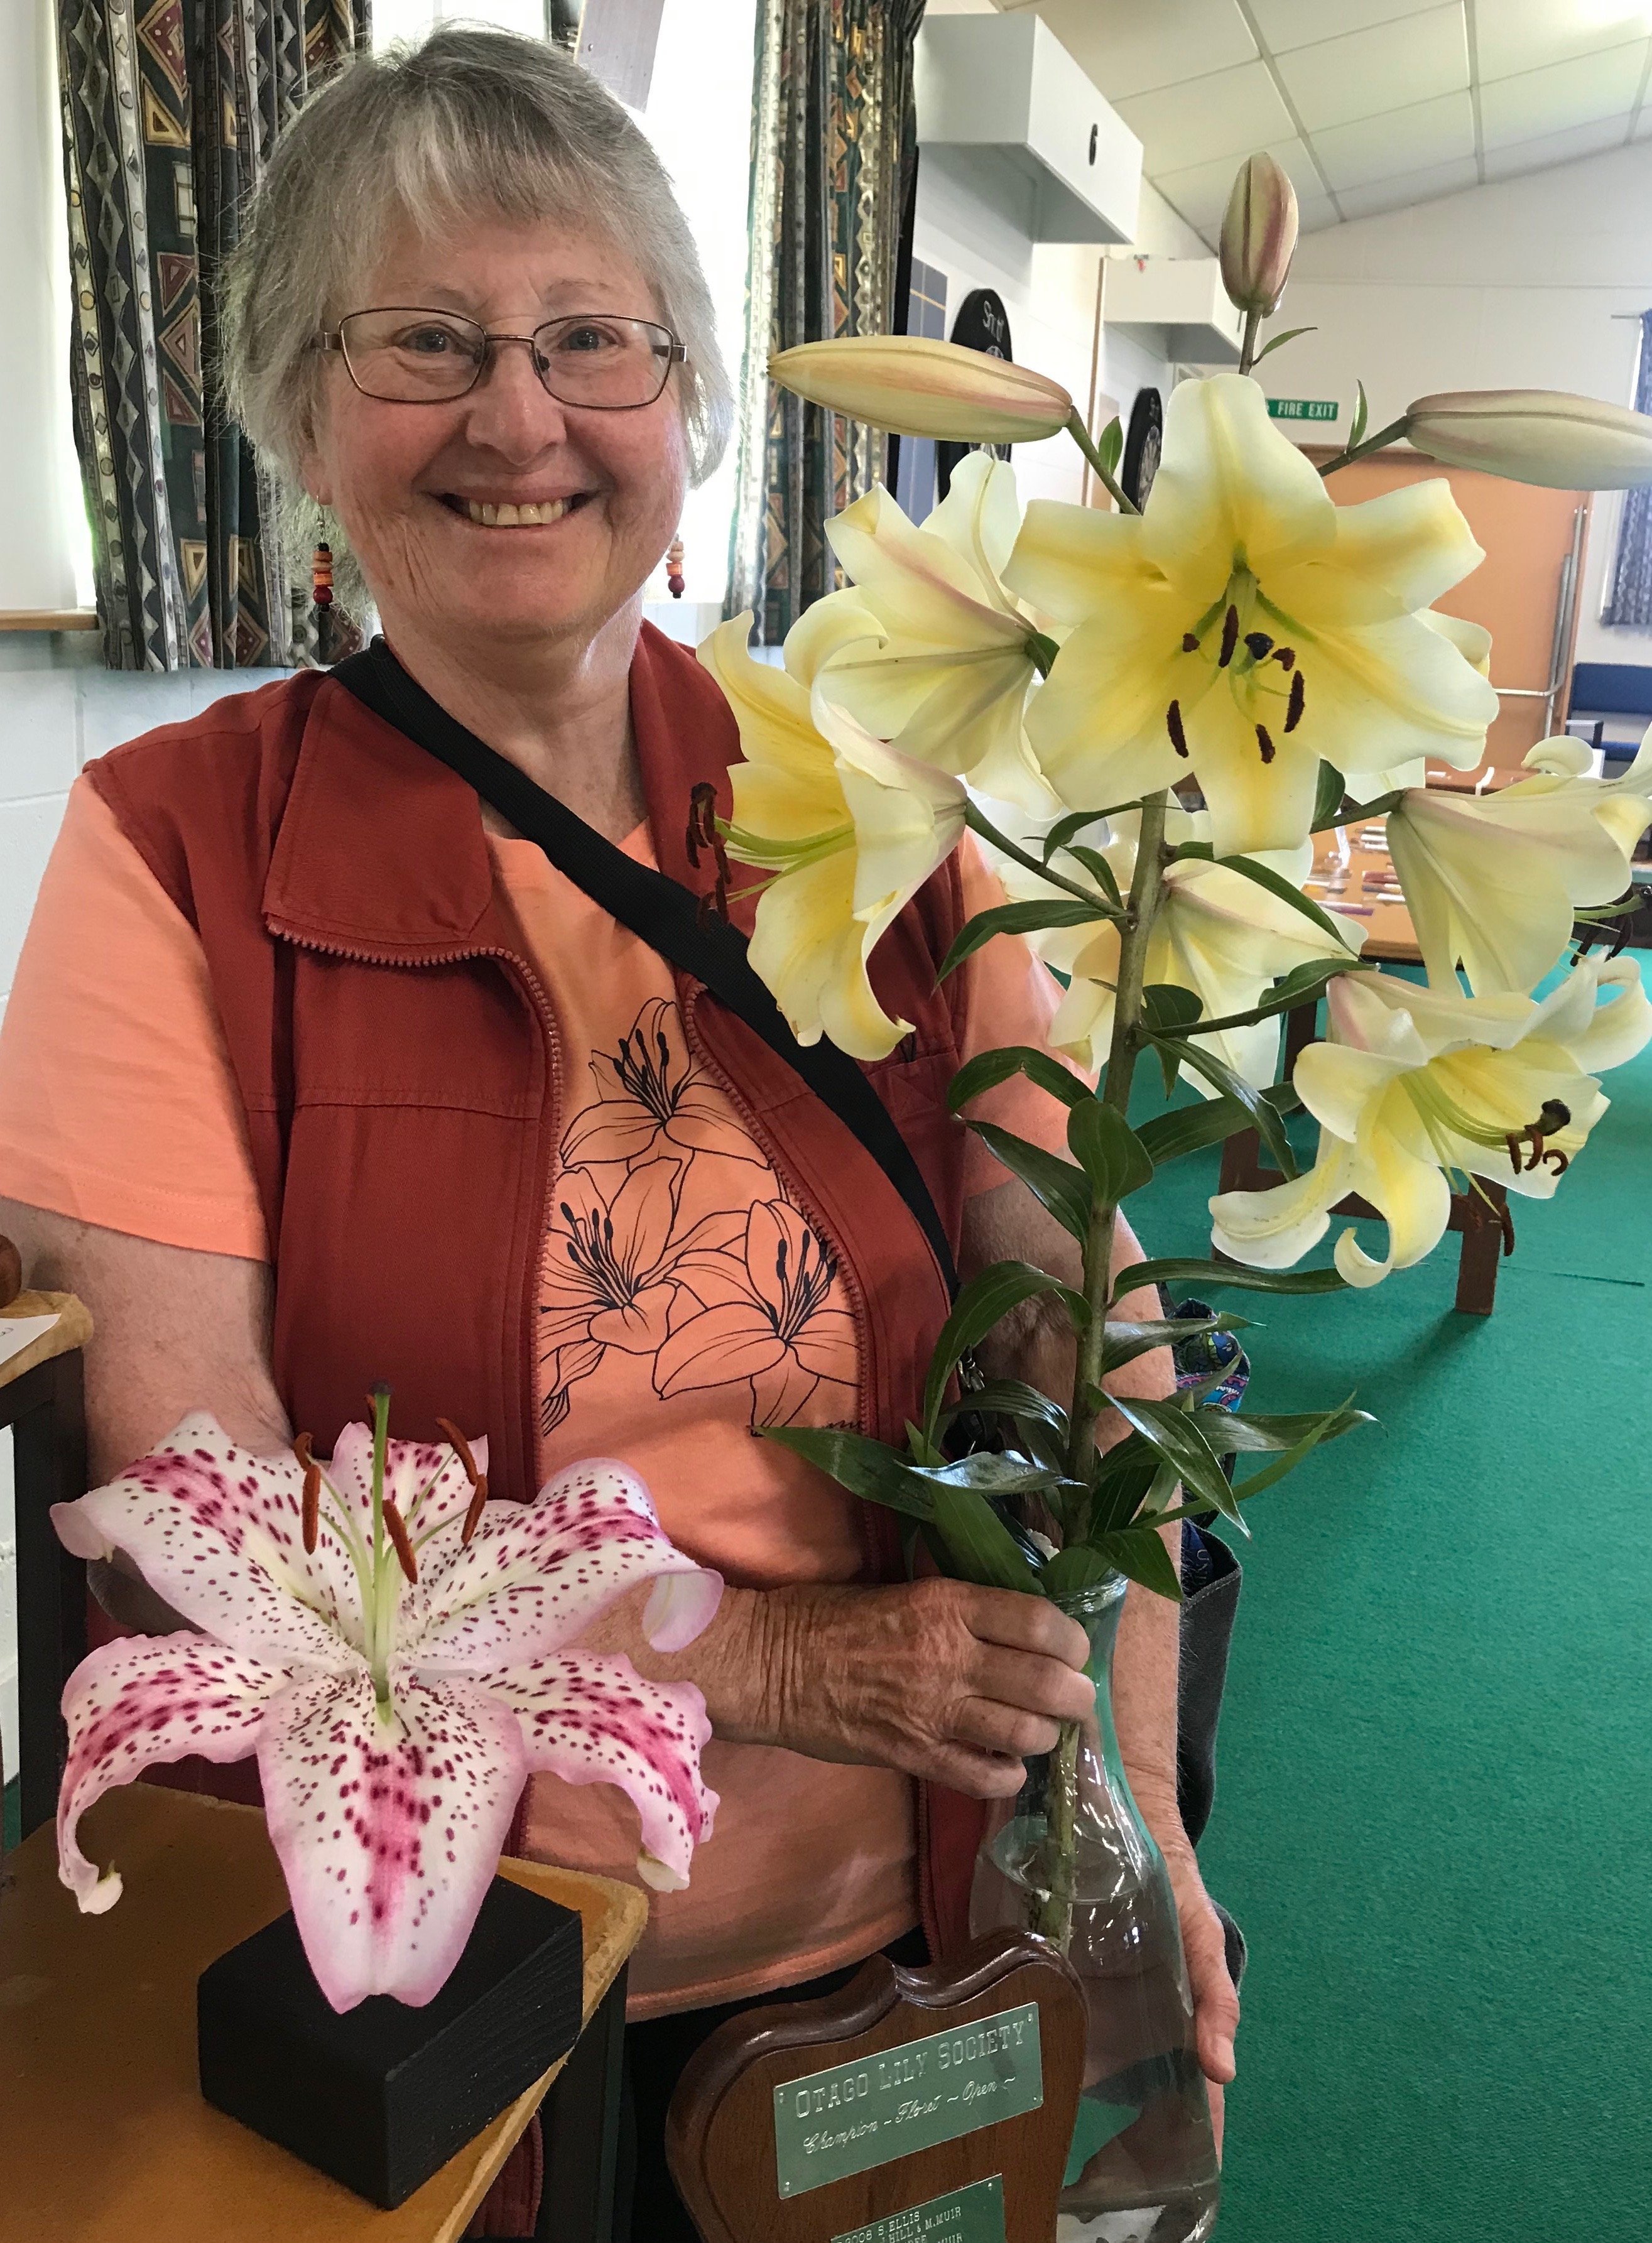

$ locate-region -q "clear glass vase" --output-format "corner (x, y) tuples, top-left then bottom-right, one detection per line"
(969, 1575), (1220, 2240)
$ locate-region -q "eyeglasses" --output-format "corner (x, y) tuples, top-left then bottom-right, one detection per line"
(317, 307), (687, 408)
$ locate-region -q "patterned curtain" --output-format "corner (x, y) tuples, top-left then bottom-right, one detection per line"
(56, 1), (370, 671)
(1604, 308), (1652, 627)
(727, 0), (927, 643)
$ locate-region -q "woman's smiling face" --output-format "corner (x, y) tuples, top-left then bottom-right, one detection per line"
(301, 210), (688, 656)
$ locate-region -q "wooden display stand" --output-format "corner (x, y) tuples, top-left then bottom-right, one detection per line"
(0, 1786), (647, 2243)
(666, 1933), (1085, 2243)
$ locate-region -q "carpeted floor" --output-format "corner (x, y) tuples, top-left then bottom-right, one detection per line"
(1132, 1021), (1652, 2242)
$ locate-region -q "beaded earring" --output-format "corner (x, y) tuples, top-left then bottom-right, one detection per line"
(311, 542), (362, 666)
(666, 533), (685, 600)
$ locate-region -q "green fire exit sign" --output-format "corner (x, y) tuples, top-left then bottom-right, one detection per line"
(1268, 398), (1339, 421)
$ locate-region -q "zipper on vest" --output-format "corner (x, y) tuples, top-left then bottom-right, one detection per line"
(269, 926), (563, 1507)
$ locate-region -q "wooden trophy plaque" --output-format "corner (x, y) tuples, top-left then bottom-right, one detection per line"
(665, 1933), (1085, 2243)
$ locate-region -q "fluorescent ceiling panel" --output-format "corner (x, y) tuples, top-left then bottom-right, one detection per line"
(1027, 0), (1258, 100)
(1246, 0), (1439, 51)
(1112, 58), (1296, 170)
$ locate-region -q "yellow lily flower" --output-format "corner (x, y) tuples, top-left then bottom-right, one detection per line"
(1386, 734), (1652, 995)
(1005, 374), (1500, 859)
(976, 797), (1364, 1089)
(810, 452), (1050, 810)
(699, 612), (967, 1062)
(1210, 957), (1651, 1285)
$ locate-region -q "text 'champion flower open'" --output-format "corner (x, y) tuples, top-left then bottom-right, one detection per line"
(52, 1394), (723, 2011)
(1008, 373), (1500, 859)
(1210, 957), (1652, 1284)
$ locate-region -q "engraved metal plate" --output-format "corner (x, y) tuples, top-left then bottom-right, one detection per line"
(773, 2003), (1043, 2198)
(832, 2173), (1006, 2243)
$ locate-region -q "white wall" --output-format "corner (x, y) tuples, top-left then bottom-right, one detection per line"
(1264, 143), (1652, 665)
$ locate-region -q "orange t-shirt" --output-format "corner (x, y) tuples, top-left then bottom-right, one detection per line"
(0, 778), (1073, 2014)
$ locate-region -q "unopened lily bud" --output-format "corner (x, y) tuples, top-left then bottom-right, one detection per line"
(1406, 389), (1652, 489)
(768, 336), (1073, 443)
(1219, 153), (1298, 316)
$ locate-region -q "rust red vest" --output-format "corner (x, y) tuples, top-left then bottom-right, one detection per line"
(85, 622), (989, 1957)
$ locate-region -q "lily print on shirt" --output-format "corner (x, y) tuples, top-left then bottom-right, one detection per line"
(538, 999), (857, 1438)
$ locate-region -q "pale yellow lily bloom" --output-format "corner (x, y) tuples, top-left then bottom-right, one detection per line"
(809, 452), (1050, 811)
(1210, 957), (1651, 1285)
(976, 797), (1364, 1090)
(1006, 374), (1500, 859)
(1386, 734), (1652, 995)
(699, 613), (967, 1062)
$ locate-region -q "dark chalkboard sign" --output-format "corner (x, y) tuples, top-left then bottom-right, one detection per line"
(937, 288), (1015, 505)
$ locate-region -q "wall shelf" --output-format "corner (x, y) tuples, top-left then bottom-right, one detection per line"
(0, 609), (98, 633)
(1103, 258), (1244, 366)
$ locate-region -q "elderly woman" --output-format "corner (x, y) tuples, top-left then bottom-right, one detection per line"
(0, 27), (1236, 2234)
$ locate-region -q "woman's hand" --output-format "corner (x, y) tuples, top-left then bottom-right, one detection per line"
(736, 1577), (1099, 1799)
(1131, 1778), (1241, 2156)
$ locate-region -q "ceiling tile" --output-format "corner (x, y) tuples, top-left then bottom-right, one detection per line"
(1477, 0), (1652, 82)
(1309, 88), (1476, 188)
(1028, 0), (1258, 102)
(1335, 155), (1481, 217)
(1480, 40), (1649, 146)
(1112, 60), (1296, 171)
(1151, 136), (1325, 227)
(1248, 0), (1435, 53)
(1293, 193), (1344, 232)
(1275, 6), (1469, 133)
(1481, 110), (1635, 175)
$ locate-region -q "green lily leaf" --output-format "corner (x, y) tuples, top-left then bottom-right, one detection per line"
(1249, 323), (1317, 367)
(1143, 1031), (1298, 1177)
(930, 1480), (1045, 1594)
(1067, 1100), (1155, 1203)
(1041, 1543), (1121, 1599)
(764, 1428), (1056, 1520)
(1135, 1097), (1252, 1166)
(1192, 1402), (1372, 1453)
(939, 898), (1116, 983)
(1104, 1392), (1248, 1534)
(921, 1260), (1088, 1446)
(1349, 379), (1369, 449)
(1089, 1434), (1164, 1536)
(1115, 1256), (1349, 1301)
(1172, 842), (1351, 948)
(1313, 760), (1348, 831)
(1060, 844), (1124, 909)
(966, 1121), (1092, 1241)
(947, 1044), (1089, 1115)
(1095, 1524), (1184, 1602)
(1097, 1312), (1251, 1379)
(1141, 983), (1205, 1035)
(1041, 803), (1144, 861)
(939, 1379), (1070, 1443)
(1097, 415), (1124, 477)
(1190, 955), (1364, 1039)
(1144, 1397), (1371, 1523)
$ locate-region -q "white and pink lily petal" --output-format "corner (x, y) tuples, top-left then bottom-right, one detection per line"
(52, 1420), (724, 2012)
(1209, 957), (1651, 1284)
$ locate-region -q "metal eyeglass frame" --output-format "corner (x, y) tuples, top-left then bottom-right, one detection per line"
(315, 307), (688, 408)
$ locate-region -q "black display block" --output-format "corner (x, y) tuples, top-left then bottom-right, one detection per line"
(197, 1876), (584, 2208)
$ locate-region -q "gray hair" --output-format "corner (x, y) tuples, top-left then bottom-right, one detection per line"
(222, 25), (732, 596)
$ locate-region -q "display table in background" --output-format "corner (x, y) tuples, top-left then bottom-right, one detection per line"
(0, 1785), (647, 2243)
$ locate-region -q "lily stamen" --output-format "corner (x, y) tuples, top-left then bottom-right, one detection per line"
(296, 1432), (322, 1555)
(1218, 606), (1240, 667)
(1244, 631), (1273, 660)
(1272, 646), (1296, 671)
(1285, 671), (1306, 732)
(1256, 724), (1276, 764)
(383, 1496), (418, 1585)
(1166, 700), (1190, 757)
(1182, 631), (1200, 653)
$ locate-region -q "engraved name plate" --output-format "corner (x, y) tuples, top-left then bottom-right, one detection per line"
(832, 2174), (1007, 2243)
(773, 2004), (1043, 2198)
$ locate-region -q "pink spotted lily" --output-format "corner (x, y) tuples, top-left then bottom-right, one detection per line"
(52, 1388), (722, 2012)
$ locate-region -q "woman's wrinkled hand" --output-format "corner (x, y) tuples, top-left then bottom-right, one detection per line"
(749, 1577), (1098, 1799)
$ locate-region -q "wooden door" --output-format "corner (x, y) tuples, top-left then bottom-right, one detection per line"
(1306, 446), (1591, 779)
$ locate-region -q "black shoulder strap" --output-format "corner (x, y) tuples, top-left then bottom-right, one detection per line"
(330, 640), (959, 1298)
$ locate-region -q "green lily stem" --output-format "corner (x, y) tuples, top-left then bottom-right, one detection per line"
(1067, 788), (1169, 1472)
(1063, 408), (1139, 515)
(368, 1384), (394, 1717)
(1237, 308), (1263, 378)
(1317, 415), (1411, 477)
(1032, 1715), (1080, 1945)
